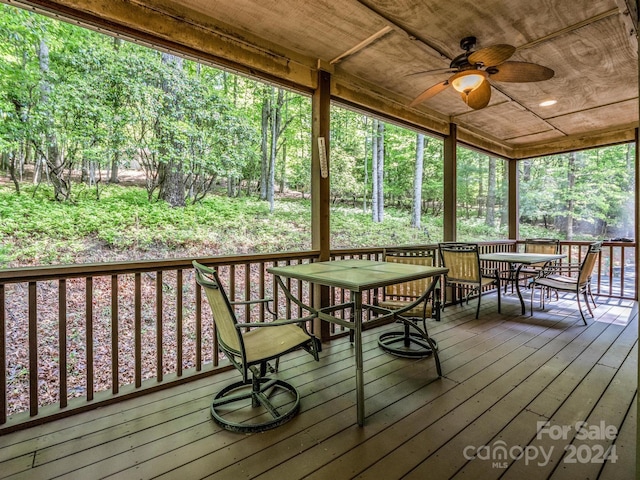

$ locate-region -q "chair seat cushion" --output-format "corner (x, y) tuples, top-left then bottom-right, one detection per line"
(533, 277), (582, 291)
(547, 274), (578, 283)
(243, 323), (312, 363)
(378, 299), (432, 318)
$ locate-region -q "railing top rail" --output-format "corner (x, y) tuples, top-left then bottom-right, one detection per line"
(0, 240), (633, 285)
(0, 250), (321, 284)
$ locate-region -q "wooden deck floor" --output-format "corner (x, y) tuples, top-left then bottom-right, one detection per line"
(0, 293), (637, 480)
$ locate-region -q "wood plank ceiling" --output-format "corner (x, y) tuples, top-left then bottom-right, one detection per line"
(8, 0), (640, 159)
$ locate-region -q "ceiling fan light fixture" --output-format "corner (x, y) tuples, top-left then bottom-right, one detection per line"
(451, 71), (487, 94)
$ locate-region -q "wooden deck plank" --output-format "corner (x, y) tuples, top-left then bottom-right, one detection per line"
(599, 394), (637, 480)
(76, 326), (417, 479)
(259, 305), (590, 479)
(548, 345), (637, 479)
(145, 332), (446, 479)
(421, 310), (638, 479)
(6, 327), (391, 479)
(0, 296), (635, 480)
(347, 306), (622, 479)
(451, 306), (638, 480)
(499, 317), (637, 479)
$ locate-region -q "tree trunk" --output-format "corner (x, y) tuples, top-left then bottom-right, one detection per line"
(371, 119), (379, 222)
(476, 158), (484, 218)
(376, 121), (384, 222)
(362, 118), (369, 213)
(500, 162), (508, 227)
(109, 155), (119, 183)
(158, 53), (186, 207)
(109, 38), (122, 184)
(37, 37), (70, 201)
(566, 152), (576, 239)
(268, 90), (283, 212)
(259, 87), (285, 212)
(259, 88), (270, 201)
(411, 133), (425, 228)
(485, 157), (496, 227)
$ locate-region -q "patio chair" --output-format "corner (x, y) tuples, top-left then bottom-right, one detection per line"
(371, 248), (442, 372)
(438, 242), (501, 319)
(514, 238), (561, 289)
(193, 260), (321, 433)
(529, 241), (602, 324)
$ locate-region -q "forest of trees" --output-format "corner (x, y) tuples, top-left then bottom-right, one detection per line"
(0, 4), (635, 250)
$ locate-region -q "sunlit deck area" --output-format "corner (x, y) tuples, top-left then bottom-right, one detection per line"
(1, 292), (635, 480)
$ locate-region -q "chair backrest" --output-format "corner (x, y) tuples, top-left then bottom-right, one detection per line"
(524, 238), (560, 255)
(192, 261), (243, 355)
(438, 242), (481, 283)
(578, 241), (602, 284)
(383, 248), (435, 299)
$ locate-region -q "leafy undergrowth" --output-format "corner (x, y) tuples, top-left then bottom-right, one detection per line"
(0, 183), (441, 268)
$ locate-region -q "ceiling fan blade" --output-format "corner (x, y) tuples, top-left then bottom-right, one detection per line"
(488, 61), (555, 82)
(464, 79), (491, 110)
(409, 80), (450, 107)
(468, 44), (515, 66)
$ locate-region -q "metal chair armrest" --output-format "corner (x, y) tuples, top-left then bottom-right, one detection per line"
(230, 297), (277, 318)
(237, 315), (317, 328)
(481, 267), (500, 278)
(541, 263), (580, 276)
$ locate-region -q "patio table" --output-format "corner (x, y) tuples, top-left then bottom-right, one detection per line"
(479, 252), (565, 314)
(267, 258), (448, 426)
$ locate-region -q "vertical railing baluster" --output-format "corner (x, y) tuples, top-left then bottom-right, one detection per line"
(86, 277), (94, 401)
(245, 264), (251, 323)
(285, 259), (292, 318)
(605, 245), (612, 296)
(184, 270), (202, 372)
(59, 279), (67, 408)
(271, 261), (279, 318)
(620, 246), (626, 297)
(0, 284), (6, 424)
(134, 273), (142, 388)
(28, 281), (38, 416)
(259, 262), (265, 320)
(156, 271), (163, 382)
(229, 264), (236, 305)
(212, 278), (220, 367)
(177, 269), (184, 374)
(111, 275), (119, 394)
(195, 277), (202, 371)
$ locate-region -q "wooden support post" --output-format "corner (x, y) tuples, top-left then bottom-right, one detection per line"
(312, 68), (331, 341)
(508, 158), (519, 241)
(443, 123), (457, 242)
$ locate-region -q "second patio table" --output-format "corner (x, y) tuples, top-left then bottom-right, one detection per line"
(479, 252), (565, 314)
(267, 258), (448, 426)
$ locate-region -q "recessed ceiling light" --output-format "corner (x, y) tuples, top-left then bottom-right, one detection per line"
(539, 99), (557, 107)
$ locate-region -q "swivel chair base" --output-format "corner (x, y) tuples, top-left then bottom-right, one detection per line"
(378, 323), (437, 358)
(211, 377), (300, 433)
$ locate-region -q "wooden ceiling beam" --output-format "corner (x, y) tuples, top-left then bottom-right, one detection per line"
(330, 25), (393, 64)
(516, 8), (621, 50)
(510, 125), (637, 159)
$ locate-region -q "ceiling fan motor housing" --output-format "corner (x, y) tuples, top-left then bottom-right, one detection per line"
(450, 36), (478, 69)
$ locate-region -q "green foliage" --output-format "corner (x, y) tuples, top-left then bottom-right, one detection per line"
(0, 3), (635, 261)
(0, 183), (313, 266)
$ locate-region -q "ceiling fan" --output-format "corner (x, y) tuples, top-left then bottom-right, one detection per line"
(409, 36), (554, 110)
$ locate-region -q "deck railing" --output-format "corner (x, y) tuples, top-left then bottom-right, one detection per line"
(0, 240), (635, 433)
